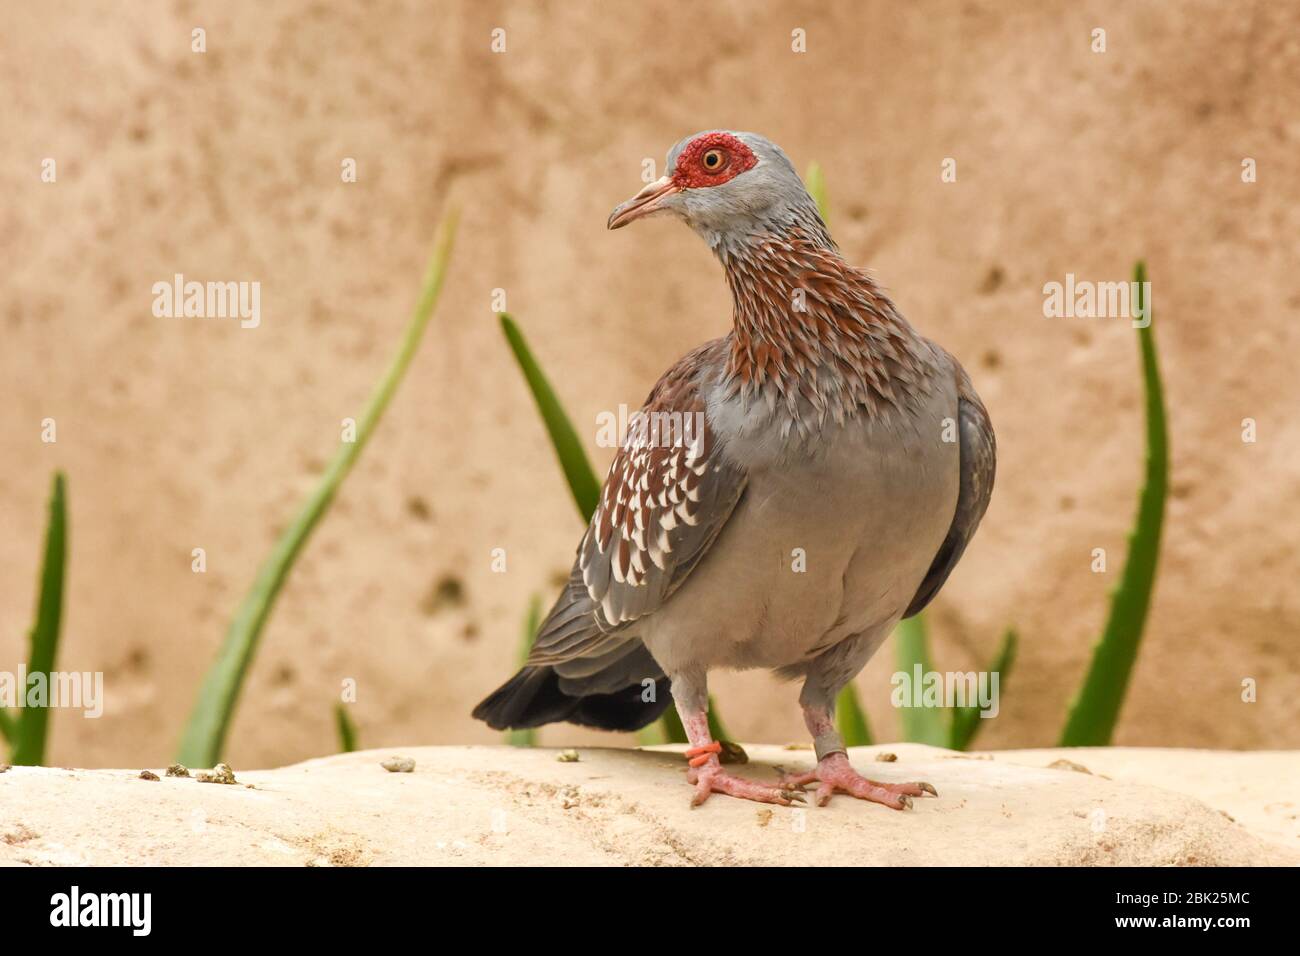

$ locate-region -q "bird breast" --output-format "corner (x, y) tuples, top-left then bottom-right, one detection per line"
(640, 369), (961, 674)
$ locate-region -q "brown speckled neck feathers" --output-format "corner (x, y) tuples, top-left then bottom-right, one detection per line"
(718, 230), (934, 425)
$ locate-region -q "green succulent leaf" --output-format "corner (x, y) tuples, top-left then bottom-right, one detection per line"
(949, 629), (1017, 751)
(499, 314), (601, 523)
(506, 595), (544, 748)
(894, 614), (950, 747)
(805, 161), (830, 224)
(334, 704), (358, 754)
(177, 210), (459, 766)
(835, 683), (873, 747)
(1059, 262), (1167, 746)
(10, 473), (67, 766)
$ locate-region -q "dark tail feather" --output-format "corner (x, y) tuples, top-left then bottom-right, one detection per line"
(472, 667), (571, 730)
(472, 666), (672, 732)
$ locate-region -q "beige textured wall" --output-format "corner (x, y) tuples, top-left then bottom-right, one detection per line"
(2, 1), (1297, 769)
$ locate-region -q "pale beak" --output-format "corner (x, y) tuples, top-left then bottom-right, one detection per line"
(607, 175), (682, 230)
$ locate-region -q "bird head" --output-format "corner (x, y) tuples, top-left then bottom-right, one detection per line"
(607, 130), (831, 252)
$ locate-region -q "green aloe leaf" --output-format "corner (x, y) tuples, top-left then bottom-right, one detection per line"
(634, 723), (663, 746)
(805, 161), (829, 223)
(177, 210), (459, 766)
(506, 595), (543, 747)
(706, 700), (730, 743)
(10, 473), (68, 766)
(334, 704), (358, 754)
(1059, 261), (1167, 746)
(499, 314), (601, 522)
(0, 708), (14, 746)
(835, 683), (873, 747)
(894, 614), (950, 747)
(657, 704), (688, 745)
(949, 629), (1017, 751)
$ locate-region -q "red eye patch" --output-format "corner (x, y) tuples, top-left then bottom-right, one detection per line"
(671, 132), (758, 189)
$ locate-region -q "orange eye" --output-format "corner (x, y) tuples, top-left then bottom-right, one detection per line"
(702, 149), (726, 172)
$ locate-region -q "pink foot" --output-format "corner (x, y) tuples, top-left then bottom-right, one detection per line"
(687, 764), (804, 808)
(780, 752), (938, 810)
(684, 743), (804, 808)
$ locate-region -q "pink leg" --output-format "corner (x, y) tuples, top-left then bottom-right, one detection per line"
(678, 706), (802, 808)
(782, 703), (938, 810)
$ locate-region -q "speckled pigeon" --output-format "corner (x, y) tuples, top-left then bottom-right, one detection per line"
(474, 131), (995, 809)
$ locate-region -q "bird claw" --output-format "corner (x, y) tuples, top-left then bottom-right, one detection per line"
(782, 752), (939, 810)
(773, 769), (808, 793)
(688, 766), (805, 808)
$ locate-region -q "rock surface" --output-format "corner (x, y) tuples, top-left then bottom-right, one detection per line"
(1, 745), (1295, 866)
